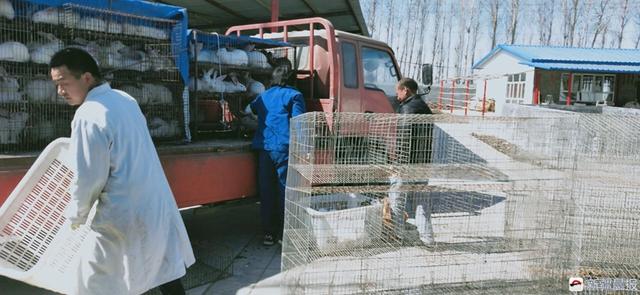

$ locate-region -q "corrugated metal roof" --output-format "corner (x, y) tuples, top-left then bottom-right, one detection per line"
(156, 0), (369, 36)
(473, 44), (640, 74)
(522, 62), (640, 74)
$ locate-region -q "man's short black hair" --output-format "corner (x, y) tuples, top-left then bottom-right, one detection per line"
(397, 77), (418, 94)
(49, 47), (102, 80)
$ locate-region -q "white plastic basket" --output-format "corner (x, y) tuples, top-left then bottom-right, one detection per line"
(305, 193), (383, 252)
(0, 138), (93, 294)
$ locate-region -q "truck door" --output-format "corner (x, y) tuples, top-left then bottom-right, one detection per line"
(360, 46), (399, 113)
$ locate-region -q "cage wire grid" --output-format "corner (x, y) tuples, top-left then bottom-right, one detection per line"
(281, 112), (640, 294)
(1, 1), (185, 154)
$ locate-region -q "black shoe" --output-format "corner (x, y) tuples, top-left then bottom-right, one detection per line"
(263, 234), (275, 246)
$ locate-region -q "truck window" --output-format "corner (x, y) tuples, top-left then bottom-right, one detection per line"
(362, 46), (399, 96)
(341, 42), (358, 88)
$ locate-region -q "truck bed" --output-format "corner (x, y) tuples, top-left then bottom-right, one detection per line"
(0, 139), (257, 207)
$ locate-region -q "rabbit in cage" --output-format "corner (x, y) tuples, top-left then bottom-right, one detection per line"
(77, 16), (107, 32)
(206, 70), (228, 93)
(0, 109), (29, 144)
(69, 38), (101, 62)
(146, 48), (174, 71)
(223, 72), (247, 93)
(243, 45), (270, 69)
(0, 41), (30, 62)
(26, 78), (57, 103)
(0, 67), (21, 103)
(29, 32), (64, 64)
(148, 116), (170, 137)
(244, 72), (265, 96)
(119, 47), (151, 72)
(33, 8), (80, 27)
(217, 47), (248, 66)
(117, 85), (147, 105)
(139, 25), (168, 40)
(0, 0), (14, 20)
(142, 84), (172, 105)
(189, 74), (210, 92)
(100, 40), (127, 69)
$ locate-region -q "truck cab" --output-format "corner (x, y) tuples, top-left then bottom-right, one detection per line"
(227, 17), (402, 114)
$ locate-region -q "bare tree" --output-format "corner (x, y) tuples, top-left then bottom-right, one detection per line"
(576, 0), (594, 47)
(591, 0), (611, 47)
(454, 0), (467, 77)
(536, 0), (556, 45)
(506, 0), (520, 44)
(488, 0), (501, 49)
(635, 6), (640, 48)
(616, 0), (630, 48)
(367, 0), (378, 37)
(430, 0), (442, 67)
(562, 0), (580, 46)
(464, 0), (481, 76)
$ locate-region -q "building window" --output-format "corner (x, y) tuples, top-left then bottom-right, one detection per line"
(560, 73), (614, 104)
(506, 73), (526, 103)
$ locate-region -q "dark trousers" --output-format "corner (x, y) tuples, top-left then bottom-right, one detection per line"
(159, 278), (185, 295)
(258, 149), (289, 237)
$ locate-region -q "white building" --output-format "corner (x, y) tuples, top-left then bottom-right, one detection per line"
(473, 45), (640, 113)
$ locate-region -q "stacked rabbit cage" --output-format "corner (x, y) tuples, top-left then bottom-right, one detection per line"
(280, 111), (640, 294)
(188, 29), (294, 138)
(0, 0), (188, 154)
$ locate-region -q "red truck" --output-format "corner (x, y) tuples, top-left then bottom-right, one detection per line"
(0, 17), (404, 207)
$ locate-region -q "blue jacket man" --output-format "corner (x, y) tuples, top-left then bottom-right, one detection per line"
(249, 58), (305, 245)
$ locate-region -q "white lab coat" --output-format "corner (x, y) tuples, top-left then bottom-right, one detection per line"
(66, 83), (195, 295)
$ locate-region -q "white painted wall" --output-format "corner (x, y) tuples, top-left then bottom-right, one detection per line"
(473, 51), (536, 113)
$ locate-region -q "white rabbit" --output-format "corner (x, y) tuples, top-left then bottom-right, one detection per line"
(207, 71), (227, 93)
(26, 79), (57, 103)
(139, 26), (168, 39)
(189, 76), (209, 92)
(0, 110), (29, 144)
(223, 72), (246, 93)
(246, 50), (270, 69)
(0, 41), (30, 62)
(100, 41), (127, 69)
(32, 7), (61, 24)
(77, 17), (107, 32)
(143, 84), (172, 105)
(107, 21), (122, 34)
(147, 48), (173, 71)
(123, 23), (139, 36)
(29, 32), (64, 64)
(0, 0), (15, 20)
(70, 38), (101, 62)
(217, 48), (247, 66)
(197, 49), (218, 63)
(0, 67), (21, 103)
(118, 85), (146, 105)
(148, 117), (170, 137)
(245, 74), (265, 95)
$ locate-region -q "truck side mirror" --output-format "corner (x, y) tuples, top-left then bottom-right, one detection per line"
(421, 64), (433, 85)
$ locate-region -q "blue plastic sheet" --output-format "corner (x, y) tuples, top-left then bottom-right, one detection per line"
(189, 29), (291, 51)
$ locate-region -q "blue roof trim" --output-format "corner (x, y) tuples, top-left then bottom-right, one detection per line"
(521, 61), (640, 74)
(473, 44), (640, 72)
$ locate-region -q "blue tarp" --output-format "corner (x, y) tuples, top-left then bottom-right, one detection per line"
(19, 0), (189, 83)
(188, 29), (291, 51)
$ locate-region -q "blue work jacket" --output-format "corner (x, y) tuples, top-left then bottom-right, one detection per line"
(250, 85), (305, 152)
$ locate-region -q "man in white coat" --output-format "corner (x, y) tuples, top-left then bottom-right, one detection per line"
(49, 47), (195, 295)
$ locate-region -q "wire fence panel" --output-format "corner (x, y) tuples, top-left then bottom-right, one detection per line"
(281, 111), (640, 294)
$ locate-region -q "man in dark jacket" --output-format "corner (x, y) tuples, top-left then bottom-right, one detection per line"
(390, 77), (435, 245)
(395, 77), (432, 115)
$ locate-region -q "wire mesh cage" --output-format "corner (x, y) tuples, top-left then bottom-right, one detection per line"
(0, 1), (185, 154)
(188, 30), (296, 137)
(281, 112), (640, 294)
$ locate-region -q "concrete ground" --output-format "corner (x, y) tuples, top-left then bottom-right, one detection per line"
(0, 200), (282, 295)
